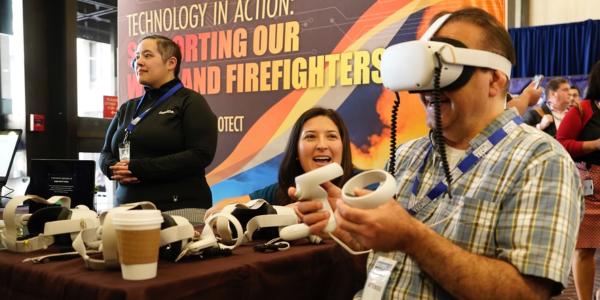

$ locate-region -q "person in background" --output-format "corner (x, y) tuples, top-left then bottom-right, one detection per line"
(297, 8), (582, 300)
(570, 86), (582, 106)
(522, 77), (571, 137)
(205, 107), (355, 220)
(557, 60), (600, 300)
(100, 34), (218, 223)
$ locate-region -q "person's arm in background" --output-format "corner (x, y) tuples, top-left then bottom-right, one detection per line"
(127, 94), (218, 182)
(557, 105), (600, 157)
(522, 107), (554, 131)
(99, 105), (123, 179)
(508, 81), (542, 116)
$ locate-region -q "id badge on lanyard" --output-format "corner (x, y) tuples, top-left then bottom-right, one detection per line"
(362, 256), (397, 300)
(120, 82), (183, 161)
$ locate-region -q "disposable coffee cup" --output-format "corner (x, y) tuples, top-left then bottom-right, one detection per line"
(113, 210), (164, 280)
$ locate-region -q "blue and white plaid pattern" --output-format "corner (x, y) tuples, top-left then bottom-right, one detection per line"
(356, 108), (583, 300)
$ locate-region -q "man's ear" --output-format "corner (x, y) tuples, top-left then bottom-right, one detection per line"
(489, 69), (507, 99)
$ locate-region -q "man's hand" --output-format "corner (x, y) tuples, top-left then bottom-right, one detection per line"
(521, 80), (543, 106)
(538, 115), (554, 130)
(334, 188), (424, 253)
(110, 160), (140, 184)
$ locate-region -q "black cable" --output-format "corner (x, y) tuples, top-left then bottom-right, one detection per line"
(388, 93), (401, 175)
(433, 52), (453, 199)
(45, 254), (82, 262)
(200, 247), (232, 258)
(253, 243), (288, 253)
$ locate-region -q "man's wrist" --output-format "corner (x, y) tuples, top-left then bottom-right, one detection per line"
(402, 218), (430, 256)
(536, 123), (542, 130)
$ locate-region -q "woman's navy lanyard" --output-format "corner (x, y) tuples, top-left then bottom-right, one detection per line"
(407, 116), (523, 215)
(123, 82), (183, 142)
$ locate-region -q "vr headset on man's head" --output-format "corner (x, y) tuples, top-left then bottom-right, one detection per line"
(380, 14), (512, 93)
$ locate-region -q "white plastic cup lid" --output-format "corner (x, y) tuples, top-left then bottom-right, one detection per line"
(113, 210), (164, 226)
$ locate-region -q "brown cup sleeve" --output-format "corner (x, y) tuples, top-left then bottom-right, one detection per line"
(116, 228), (161, 265)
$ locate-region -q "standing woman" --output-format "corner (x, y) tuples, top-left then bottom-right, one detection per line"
(557, 60), (600, 300)
(100, 34), (218, 222)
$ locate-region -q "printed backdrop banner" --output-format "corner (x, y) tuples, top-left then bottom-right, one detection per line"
(117, 0), (506, 203)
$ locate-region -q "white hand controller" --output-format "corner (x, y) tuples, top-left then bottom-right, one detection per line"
(294, 163), (343, 233)
(341, 170), (396, 209)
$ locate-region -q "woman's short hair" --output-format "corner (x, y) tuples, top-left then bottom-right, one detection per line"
(139, 34), (182, 77)
(275, 107), (354, 205)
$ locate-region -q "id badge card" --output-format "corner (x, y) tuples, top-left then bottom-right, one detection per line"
(362, 256), (397, 300)
(118, 142), (130, 161)
(584, 178), (594, 197)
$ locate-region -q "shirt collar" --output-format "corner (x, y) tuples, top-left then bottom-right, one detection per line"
(468, 107), (520, 150)
(547, 101), (568, 115)
(143, 77), (181, 100)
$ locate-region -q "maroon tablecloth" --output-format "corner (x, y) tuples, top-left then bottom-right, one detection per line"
(0, 234), (368, 300)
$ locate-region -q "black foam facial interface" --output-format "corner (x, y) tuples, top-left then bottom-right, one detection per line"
(230, 203), (279, 240)
(159, 213), (182, 261)
(26, 206), (72, 245)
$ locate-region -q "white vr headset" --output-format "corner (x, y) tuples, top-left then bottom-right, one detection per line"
(72, 201), (195, 270)
(1, 195), (99, 253)
(187, 200), (320, 256)
(380, 14), (512, 92)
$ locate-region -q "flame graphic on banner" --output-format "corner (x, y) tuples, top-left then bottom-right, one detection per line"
(351, 87), (429, 170)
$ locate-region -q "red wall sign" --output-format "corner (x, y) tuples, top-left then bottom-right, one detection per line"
(103, 96), (118, 119)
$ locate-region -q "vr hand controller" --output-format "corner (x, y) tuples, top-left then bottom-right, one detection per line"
(279, 224), (322, 244)
(294, 163), (343, 233)
(341, 170), (396, 209)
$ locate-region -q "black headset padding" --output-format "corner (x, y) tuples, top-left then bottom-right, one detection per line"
(428, 37), (475, 92)
(229, 202), (279, 240)
(159, 213), (181, 261)
(27, 206), (73, 246)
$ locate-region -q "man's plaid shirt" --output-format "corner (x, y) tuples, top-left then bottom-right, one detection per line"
(356, 108), (583, 300)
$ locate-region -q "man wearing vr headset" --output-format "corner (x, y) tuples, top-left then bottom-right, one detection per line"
(297, 7), (582, 300)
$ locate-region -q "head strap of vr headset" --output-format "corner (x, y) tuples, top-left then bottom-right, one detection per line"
(215, 200), (298, 246)
(1, 195), (98, 253)
(421, 13), (512, 78)
(159, 215), (194, 248)
(72, 201), (157, 270)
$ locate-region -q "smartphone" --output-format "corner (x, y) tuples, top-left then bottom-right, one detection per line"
(532, 75), (544, 89)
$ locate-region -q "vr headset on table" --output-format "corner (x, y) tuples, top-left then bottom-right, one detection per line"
(70, 201), (197, 269)
(1, 195), (99, 253)
(187, 200), (322, 256)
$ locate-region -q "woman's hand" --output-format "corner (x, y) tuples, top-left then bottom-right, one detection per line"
(110, 160), (140, 184)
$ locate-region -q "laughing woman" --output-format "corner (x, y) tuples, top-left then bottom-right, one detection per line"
(205, 107), (357, 220)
